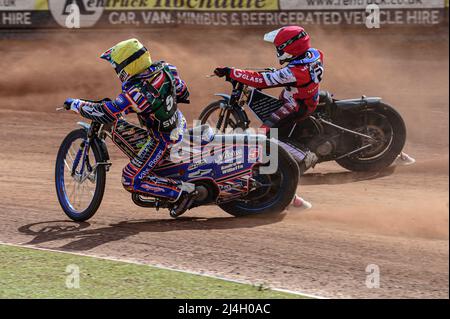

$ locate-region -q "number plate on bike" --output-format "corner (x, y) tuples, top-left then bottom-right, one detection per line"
(247, 89), (284, 122)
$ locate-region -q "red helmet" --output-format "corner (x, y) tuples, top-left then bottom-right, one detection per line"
(264, 26), (311, 64)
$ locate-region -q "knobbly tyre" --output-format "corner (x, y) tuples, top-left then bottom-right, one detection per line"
(200, 75), (407, 174)
(55, 104), (300, 222)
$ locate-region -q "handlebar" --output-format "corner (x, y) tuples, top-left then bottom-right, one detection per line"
(56, 104), (70, 111)
(242, 67), (276, 72)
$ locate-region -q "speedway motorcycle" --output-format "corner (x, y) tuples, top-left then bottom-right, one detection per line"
(200, 76), (407, 174)
(55, 105), (299, 222)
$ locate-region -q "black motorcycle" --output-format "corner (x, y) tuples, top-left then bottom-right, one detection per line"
(199, 78), (406, 174)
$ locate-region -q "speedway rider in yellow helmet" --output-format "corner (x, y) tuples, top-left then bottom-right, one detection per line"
(64, 39), (195, 217)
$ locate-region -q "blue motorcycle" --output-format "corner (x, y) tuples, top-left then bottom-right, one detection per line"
(55, 111), (299, 221)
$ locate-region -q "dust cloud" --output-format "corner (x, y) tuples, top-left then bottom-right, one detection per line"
(0, 26), (448, 239)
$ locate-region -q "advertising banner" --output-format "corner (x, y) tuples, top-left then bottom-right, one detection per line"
(280, 0), (445, 10)
(0, 0), (447, 29)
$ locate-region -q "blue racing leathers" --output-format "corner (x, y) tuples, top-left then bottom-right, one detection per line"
(68, 62), (189, 201)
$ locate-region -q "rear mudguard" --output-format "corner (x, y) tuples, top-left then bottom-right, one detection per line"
(334, 96), (382, 111)
(214, 93), (250, 128)
(77, 122), (110, 162)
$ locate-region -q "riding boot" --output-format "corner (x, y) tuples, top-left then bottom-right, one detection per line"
(169, 182), (198, 218)
(303, 150), (318, 170)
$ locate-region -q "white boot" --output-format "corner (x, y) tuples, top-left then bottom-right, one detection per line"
(304, 151), (318, 170)
(395, 152), (416, 166)
(292, 195), (312, 209)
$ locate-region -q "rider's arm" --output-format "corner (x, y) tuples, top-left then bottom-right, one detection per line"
(167, 63), (190, 102)
(228, 67), (298, 89)
(68, 93), (134, 124)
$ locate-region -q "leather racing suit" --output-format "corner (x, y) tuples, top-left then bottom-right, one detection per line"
(72, 62), (189, 202)
(229, 48), (324, 128)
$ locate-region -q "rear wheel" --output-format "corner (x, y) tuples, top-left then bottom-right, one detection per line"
(55, 129), (106, 221)
(219, 142), (299, 216)
(336, 102), (406, 172)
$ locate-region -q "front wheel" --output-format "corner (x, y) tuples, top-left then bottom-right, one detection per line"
(55, 129), (106, 221)
(219, 142), (299, 217)
(336, 102), (406, 172)
(199, 100), (248, 133)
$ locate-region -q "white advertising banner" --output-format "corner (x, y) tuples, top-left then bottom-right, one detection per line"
(0, 0), (36, 11)
(0, 0), (447, 28)
(280, 0), (446, 10)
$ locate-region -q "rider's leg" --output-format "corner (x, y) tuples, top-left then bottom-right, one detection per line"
(261, 99), (318, 170)
(121, 131), (197, 217)
(121, 136), (182, 200)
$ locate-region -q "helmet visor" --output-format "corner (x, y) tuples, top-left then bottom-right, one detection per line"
(100, 48), (114, 64)
(263, 28), (283, 43)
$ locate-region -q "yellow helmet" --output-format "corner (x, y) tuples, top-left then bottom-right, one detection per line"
(100, 38), (152, 82)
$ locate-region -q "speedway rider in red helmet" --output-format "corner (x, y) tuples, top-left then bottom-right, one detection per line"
(214, 26), (324, 168)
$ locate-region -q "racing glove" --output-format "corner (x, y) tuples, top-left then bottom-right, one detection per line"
(176, 88), (190, 104)
(63, 98), (81, 113)
(214, 67), (232, 81)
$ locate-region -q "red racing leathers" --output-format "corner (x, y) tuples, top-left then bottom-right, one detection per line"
(229, 48), (324, 128)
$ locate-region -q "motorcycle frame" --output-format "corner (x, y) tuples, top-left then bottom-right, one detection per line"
(73, 119), (270, 206)
(213, 83), (382, 161)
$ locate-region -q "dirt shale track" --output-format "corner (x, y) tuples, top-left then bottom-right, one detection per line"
(0, 110), (448, 299)
(0, 28), (448, 298)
